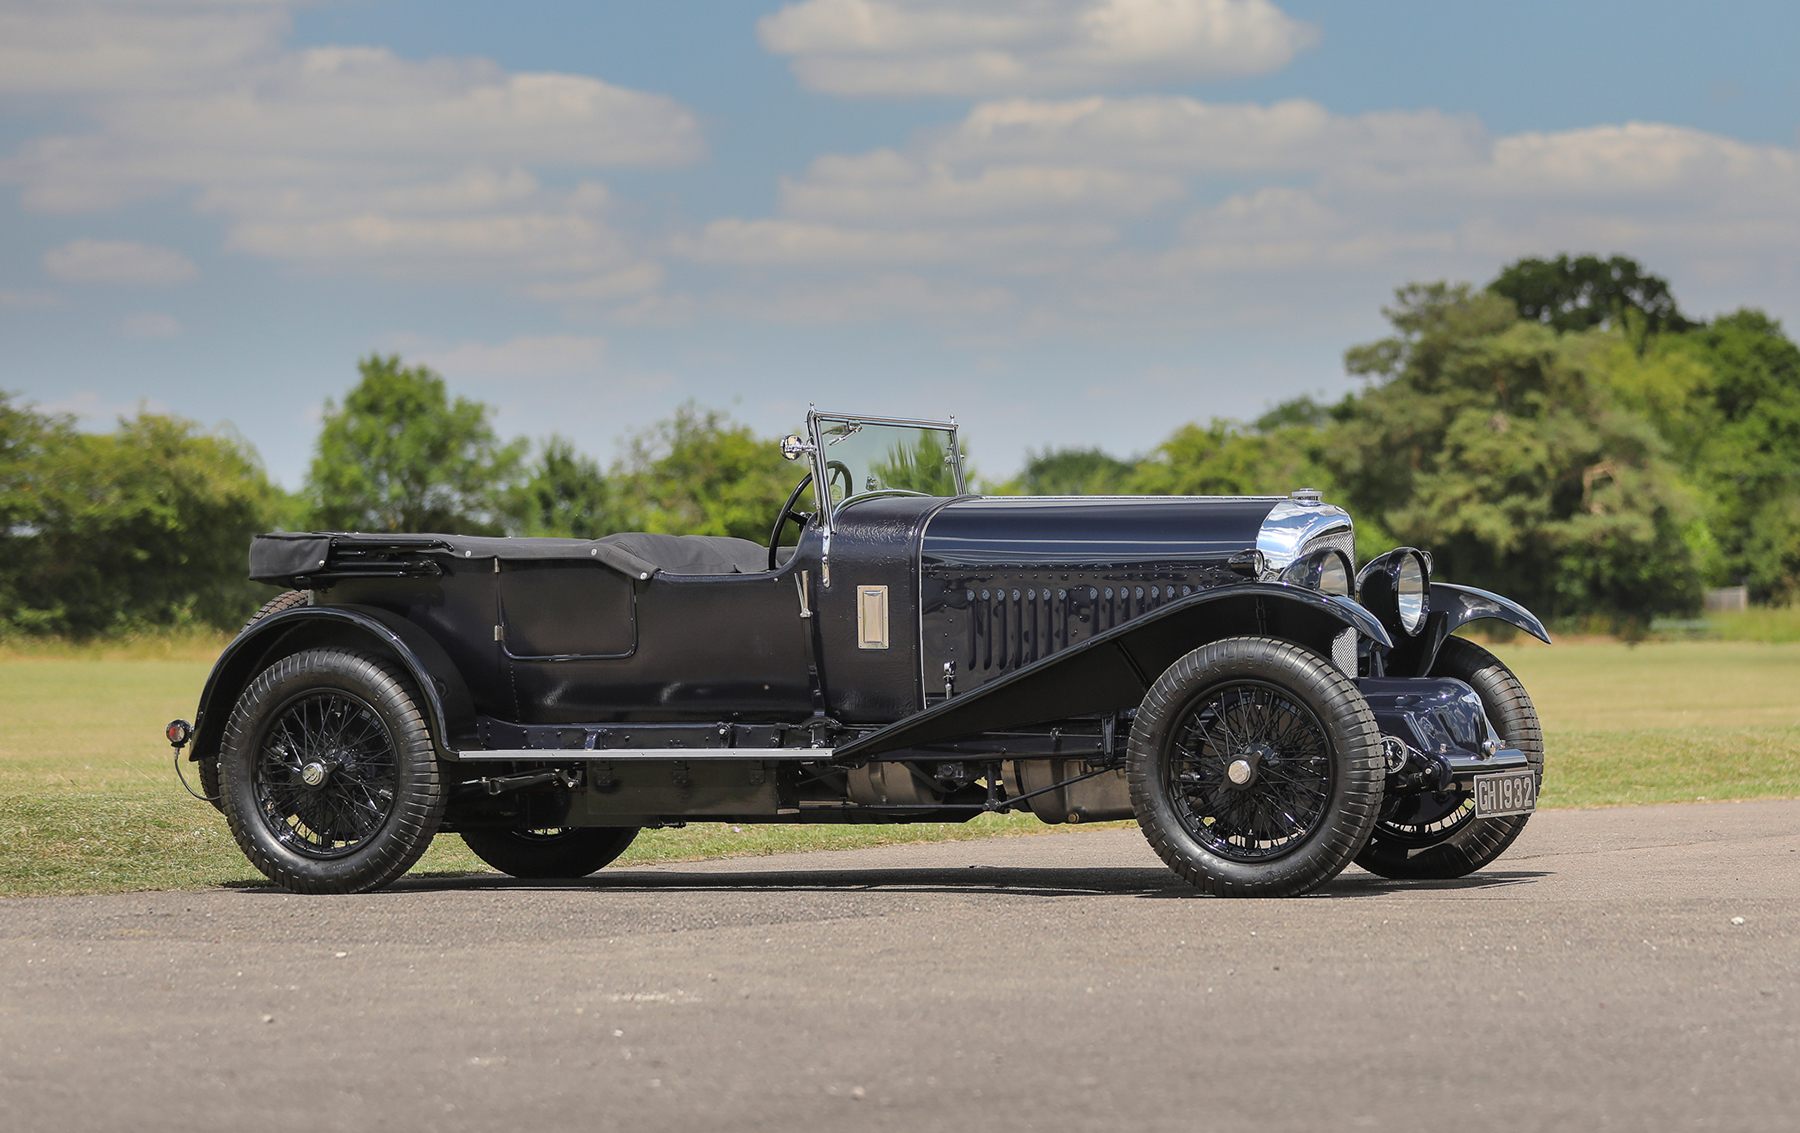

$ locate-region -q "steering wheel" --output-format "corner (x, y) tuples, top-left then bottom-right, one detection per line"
(768, 472), (814, 571)
(826, 460), (853, 502)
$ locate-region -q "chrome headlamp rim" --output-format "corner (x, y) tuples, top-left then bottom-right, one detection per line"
(1278, 547), (1355, 599)
(1356, 547), (1432, 639)
(1395, 553), (1426, 634)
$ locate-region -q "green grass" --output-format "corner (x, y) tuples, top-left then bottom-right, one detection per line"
(2, 635), (1796, 897)
(1482, 638), (1800, 808)
(1705, 604), (1800, 644)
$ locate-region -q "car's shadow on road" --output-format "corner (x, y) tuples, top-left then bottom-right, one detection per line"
(361, 864), (1552, 900)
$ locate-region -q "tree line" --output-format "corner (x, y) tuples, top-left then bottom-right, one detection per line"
(1051, 256), (1800, 623)
(3, 254), (1794, 638)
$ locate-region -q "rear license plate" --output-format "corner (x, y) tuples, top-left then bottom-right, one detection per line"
(1474, 770), (1536, 817)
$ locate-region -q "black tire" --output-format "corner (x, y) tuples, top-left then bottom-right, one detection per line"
(1354, 636), (1544, 880)
(1128, 637), (1384, 897)
(242, 589), (311, 632)
(460, 827), (639, 879)
(219, 648), (446, 894)
(197, 590), (313, 807)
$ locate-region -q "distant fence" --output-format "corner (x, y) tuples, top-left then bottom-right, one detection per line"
(1703, 587), (1749, 613)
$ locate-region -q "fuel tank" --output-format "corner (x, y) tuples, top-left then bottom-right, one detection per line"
(917, 494), (1353, 702)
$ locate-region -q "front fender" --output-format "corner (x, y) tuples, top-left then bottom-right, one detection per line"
(189, 604), (477, 768)
(838, 582), (1392, 761)
(1385, 583), (1551, 677)
(1432, 583), (1550, 643)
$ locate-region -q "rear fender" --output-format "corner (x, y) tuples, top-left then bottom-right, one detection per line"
(839, 583), (1391, 760)
(188, 605), (477, 767)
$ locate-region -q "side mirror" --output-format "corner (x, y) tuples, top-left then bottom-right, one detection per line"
(780, 434), (813, 461)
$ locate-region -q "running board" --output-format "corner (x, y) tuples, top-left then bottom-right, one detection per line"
(454, 747), (836, 762)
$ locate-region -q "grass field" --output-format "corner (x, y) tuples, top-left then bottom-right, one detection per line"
(2, 633), (1796, 897)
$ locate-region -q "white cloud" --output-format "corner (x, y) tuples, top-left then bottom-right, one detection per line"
(759, 0), (1318, 97)
(8, 45), (703, 214)
(682, 217), (1117, 266)
(713, 273), (1019, 325)
(0, 2), (701, 305)
(0, 289), (62, 309)
(930, 97), (1486, 174)
(524, 263), (668, 304)
(679, 97), (1491, 274)
(120, 312), (183, 338)
(44, 239), (197, 285)
(412, 334), (610, 382)
(684, 94), (1800, 334)
(0, 0), (287, 96)
(778, 151), (1184, 222)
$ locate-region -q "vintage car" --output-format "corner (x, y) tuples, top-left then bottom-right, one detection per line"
(169, 409), (1549, 898)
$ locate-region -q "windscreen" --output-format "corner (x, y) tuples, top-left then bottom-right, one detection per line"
(814, 418), (963, 506)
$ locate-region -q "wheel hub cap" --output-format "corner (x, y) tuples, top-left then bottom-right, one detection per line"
(299, 760), (330, 787)
(1224, 742), (1278, 789)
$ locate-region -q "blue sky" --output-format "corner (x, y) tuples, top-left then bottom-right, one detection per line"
(4, 0), (1798, 489)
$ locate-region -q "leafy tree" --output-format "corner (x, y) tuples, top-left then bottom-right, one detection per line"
(610, 403), (797, 542)
(512, 436), (612, 538)
(1674, 310), (1800, 601)
(0, 394), (66, 631)
(2, 405), (284, 636)
(1327, 283), (1704, 622)
(307, 355), (526, 534)
(1, 392), (59, 534)
(1127, 418), (1333, 499)
(1253, 395), (1344, 432)
(1014, 446), (1137, 495)
(1489, 254), (1694, 353)
(868, 429), (961, 496)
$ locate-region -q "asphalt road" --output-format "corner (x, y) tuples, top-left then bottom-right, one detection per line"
(4, 799), (1798, 1133)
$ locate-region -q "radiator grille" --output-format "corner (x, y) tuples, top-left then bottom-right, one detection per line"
(1278, 528), (1355, 577)
(961, 581), (1200, 673)
(1303, 530), (1358, 677)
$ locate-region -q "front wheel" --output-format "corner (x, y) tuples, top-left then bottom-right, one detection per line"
(1128, 637), (1384, 897)
(460, 827), (640, 878)
(219, 648), (446, 894)
(1354, 636), (1543, 880)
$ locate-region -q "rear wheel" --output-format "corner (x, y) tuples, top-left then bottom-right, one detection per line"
(219, 648), (445, 894)
(1354, 636), (1543, 880)
(241, 589), (311, 632)
(460, 827), (639, 878)
(1128, 637), (1384, 897)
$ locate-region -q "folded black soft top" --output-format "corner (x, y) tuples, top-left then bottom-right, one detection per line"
(249, 530), (770, 587)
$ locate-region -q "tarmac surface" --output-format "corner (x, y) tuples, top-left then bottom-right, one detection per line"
(3, 798), (1798, 1132)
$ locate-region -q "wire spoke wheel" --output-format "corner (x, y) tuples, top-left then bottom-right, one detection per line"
(1373, 796), (1477, 847)
(1167, 681), (1335, 862)
(254, 690), (398, 858)
(1129, 637), (1383, 898)
(221, 648), (445, 894)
